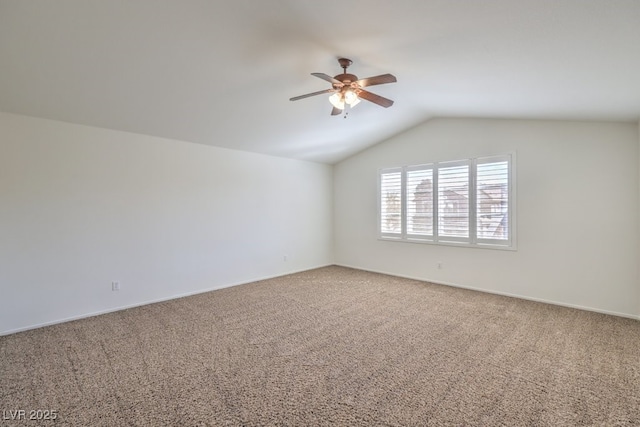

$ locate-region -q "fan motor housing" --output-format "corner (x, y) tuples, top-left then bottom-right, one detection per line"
(333, 73), (358, 84)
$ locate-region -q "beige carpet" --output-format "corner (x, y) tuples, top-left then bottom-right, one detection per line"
(1, 266), (639, 426)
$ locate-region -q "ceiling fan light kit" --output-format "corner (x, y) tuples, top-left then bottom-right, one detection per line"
(290, 58), (397, 116)
(328, 90), (360, 110)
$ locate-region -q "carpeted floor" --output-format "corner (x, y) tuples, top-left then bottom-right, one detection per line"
(1, 266), (639, 426)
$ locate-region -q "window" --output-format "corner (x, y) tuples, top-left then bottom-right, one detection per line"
(378, 154), (514, 249)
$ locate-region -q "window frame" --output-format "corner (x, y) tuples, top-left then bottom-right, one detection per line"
(378, 153), (516, 250)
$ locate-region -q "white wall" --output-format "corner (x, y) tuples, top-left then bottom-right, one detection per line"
(334, 118), (640, 318)
(0, 112), (333, 335)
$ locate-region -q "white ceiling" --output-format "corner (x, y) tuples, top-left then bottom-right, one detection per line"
(1, 1), (639, 164)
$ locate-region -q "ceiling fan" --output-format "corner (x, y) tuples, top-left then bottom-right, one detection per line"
(290, 58), (397, 116)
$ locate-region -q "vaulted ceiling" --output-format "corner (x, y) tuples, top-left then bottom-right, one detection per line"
(1, 0), (639, 164)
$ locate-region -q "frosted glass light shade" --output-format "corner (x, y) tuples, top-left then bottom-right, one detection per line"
(329, 93), (345, 109)
(344, 89), (359, 105)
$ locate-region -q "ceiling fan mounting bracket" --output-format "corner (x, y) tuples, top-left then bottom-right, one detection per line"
(338, 58), (353, 71)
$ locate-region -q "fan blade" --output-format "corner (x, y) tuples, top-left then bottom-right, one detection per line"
(356, 73), (397, 87)
(311, 73), (342, 85)
(357, 89), (394, 108)
(289, 88), (335, 101)
(331, 106), (342, 116)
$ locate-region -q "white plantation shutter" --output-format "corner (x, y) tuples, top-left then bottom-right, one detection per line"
(406, 167), (434, 238)
(379, 169), (403, 236)
(437, 162), (470, 241)
(378, 155), (513, 249)
(476, 157), (510, 244)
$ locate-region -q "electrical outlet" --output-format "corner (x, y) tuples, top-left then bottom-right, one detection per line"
(111, 281), (120, 291)
(437, 262), (443, 269)
(283, 255), (288, 262)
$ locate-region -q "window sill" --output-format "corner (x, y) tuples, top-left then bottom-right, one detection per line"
(378, 236), (517, 251)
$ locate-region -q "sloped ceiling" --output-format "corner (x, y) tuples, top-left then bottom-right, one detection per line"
(1, 0), (639, 164)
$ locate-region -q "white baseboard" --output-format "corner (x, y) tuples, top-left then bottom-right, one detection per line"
(1, 264), (334, 336)
(335, 263), (640, 321)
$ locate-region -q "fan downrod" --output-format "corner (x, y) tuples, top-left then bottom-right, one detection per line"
(334, 58), (357, 84)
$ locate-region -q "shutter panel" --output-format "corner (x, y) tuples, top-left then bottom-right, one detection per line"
(380, 170), (402, 235)
(476, 159), (509, 241)
(406, 167), (433, 238)
(437, 163), (470, 240)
